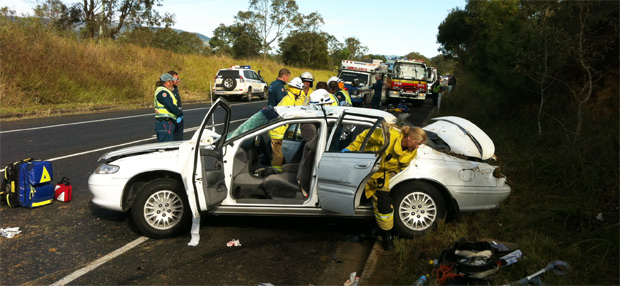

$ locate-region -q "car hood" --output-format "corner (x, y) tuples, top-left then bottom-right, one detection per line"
(99, 141), (184, 161)
(423, 116), (495, 160)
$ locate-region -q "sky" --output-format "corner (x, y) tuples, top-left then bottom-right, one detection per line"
(6, 0), (466, 58)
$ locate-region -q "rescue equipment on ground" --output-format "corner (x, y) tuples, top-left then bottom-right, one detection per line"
(54, 177), (72, 202)
(1, 158), (54, 208)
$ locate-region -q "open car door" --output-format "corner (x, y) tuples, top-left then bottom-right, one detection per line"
(316, 111), (388, 215)
(188, 98), (231, 213)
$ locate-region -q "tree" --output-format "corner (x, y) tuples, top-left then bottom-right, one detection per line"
(209, 23), (261, 58)
(69, 0), (174, 39)
(404, 52), (429, 63)
(279, 31), (329, 68)
(33, 0), (81, 31)
(344, 37), (368, 60)
(235, 0), (300, 59)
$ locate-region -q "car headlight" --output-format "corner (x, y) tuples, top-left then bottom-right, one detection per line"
(95, 163), (120, 174)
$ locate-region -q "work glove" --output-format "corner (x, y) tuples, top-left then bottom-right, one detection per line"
(176, 116), (183, 123)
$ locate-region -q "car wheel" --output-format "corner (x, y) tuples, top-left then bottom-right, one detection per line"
(245, 88), (252, 102)
(262, 87), (268, 100)
(392, 181), (446, 238)
(222, 76), (237, 91)
(131, 178), (191, 239)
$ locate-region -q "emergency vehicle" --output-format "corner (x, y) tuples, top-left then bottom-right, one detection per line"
(337, 60), (384, 107)
(385, 59), (432, 107)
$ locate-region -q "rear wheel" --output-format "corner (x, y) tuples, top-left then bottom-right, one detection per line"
(245, 88), (253, 102)
(131, 178), (191, 239)
(392, 181), (446, 238)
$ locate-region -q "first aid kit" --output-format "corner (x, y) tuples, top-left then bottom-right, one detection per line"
(1, 159), (55, 208)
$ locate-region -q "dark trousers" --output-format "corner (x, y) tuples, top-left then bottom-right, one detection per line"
(371, 93), (381, 109)
(155, 120), (177, 142)
(173, 120), (184, 141)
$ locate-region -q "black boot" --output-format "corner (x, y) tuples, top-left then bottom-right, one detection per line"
(381, 229), (395, 251)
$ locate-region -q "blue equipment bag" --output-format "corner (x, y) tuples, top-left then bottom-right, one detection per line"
(17, 160), (54, 208)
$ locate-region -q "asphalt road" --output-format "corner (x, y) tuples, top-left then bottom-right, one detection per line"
(0, 97), (433, 285)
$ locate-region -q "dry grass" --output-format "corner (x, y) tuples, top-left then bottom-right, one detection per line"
(0, 18), (335, 119)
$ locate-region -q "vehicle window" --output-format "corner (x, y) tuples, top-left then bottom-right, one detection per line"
(283, 124), (303, 141)
(226, 106), (280, 141)
(340, 71), (370, 85)
(327, 121), (381, 153)
(395, 63), (426, 80)
(243, 70), (254, 79)
(218, 70), (239, 78)
(251, 71), (260, 80)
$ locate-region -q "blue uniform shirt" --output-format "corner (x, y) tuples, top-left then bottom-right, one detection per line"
(267, 79), (287, 107)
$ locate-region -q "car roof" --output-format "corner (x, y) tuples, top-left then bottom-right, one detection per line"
(273, 105), (398, 124)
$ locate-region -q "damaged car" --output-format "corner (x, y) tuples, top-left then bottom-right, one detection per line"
(88, 99), (511, 239)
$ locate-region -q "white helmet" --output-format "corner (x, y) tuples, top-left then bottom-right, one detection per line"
(327, 76), (340, 86)
(309, 89), (335, 105)
(300, 72), (314, 82)
(288, 77), (304, 90)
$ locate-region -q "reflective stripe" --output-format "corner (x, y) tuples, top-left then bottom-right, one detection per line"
(154, 86), (178, 119)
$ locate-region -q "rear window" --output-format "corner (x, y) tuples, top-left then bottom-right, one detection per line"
(217, 70), (240, 78)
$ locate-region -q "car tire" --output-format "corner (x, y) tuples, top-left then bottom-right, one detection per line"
(222, 76), (237, 91)
(262, 87), (268, 100)
(245, 88), (252, 102)
(392, 181), (446, 238)
(131, 178), (191, 239)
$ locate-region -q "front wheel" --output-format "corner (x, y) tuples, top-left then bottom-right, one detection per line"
(131, 178), (191, 239)
(392, 181), (446, 238)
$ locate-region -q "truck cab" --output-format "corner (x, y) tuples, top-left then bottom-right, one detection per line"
(385, 59), (432, 107)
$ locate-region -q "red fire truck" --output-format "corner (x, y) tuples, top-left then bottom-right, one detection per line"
(385, 59), (432, 107)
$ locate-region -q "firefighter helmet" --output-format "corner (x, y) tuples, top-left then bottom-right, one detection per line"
(300, 72), (314, 82)
(287, 77), (304, 90)
(309, 89), (335, 105)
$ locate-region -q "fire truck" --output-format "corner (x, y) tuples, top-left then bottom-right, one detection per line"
(337, 60), (385, 107)
(385, 59), (432, 107)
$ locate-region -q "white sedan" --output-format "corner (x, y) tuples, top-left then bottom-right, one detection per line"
(88, 99), (511, 239)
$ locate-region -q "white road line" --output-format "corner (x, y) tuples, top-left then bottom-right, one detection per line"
(50, 236), (149, 286)
(0, 118), (248, 174)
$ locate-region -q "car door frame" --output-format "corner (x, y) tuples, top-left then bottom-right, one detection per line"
(316, 111), (389, 216)
(186, 98), (231, 217)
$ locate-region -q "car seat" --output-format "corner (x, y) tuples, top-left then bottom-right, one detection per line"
(261, 123), (318, 199)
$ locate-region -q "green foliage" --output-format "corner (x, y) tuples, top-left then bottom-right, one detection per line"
(404, 52), (429, 63)
(344, 37), (368, 60)
(120, 27), (210, 55)
(210, 23), (261, 59)
(279, 31), (330, 69)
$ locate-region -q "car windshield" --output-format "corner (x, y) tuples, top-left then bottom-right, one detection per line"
(226, 106), (280, 141)
(340, 71), (370, 86)
(394, 63), (426, 80)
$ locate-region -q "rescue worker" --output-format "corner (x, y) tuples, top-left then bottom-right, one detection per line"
(313, 81), (338, 106)
(370, 74), (383, 109)
(308, 89), (335, 106)
(431, 78), (441, 107)
(168, 70), (184, 140)
(300, 71), (315, 100)
(154, 73), (183, 142)
(343, 125), (428, 251)
(268, 77), (306, 172)
(268, 68), (291, 107)
(327, 76), (352, 106)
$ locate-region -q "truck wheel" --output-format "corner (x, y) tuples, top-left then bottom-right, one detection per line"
(131, 178), (191, 239)
(392, 181), (446, 238)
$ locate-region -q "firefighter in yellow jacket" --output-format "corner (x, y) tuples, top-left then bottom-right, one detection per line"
(268, 77), (306, 172)
(343, 125), (428, 251)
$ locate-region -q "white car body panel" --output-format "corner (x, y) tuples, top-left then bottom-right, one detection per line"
(88, 100), (511, 238)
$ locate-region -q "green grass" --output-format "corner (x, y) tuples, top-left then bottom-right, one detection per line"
(394, 72), (619, 285)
